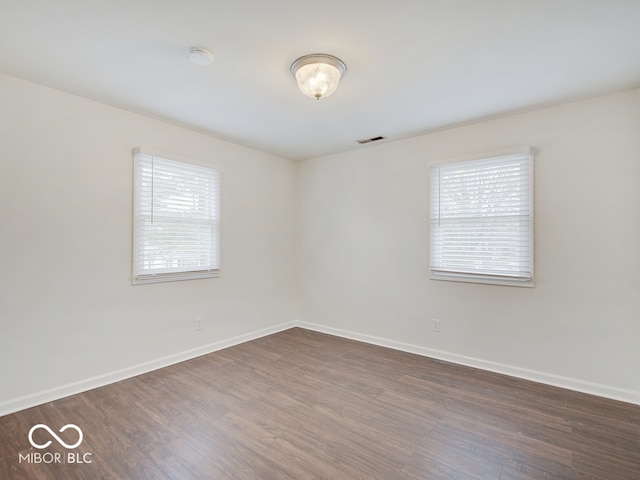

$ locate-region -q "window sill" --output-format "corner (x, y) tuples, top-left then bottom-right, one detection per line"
(132, 270), (220, 285)
(430, 272), (534, 288)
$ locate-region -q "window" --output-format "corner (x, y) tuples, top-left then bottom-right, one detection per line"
(132, 148), (221, 284)
(429, 147), (534, 286)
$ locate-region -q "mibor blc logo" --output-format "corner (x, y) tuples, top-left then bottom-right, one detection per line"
(19, 423), (93, 465)
(29, 424), (83, 449)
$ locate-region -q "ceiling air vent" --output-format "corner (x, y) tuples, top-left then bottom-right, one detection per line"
(356, 136), (385, 145)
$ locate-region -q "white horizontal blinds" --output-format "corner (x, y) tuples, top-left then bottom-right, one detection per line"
(430, 151), (533, 282)
(133, 152), (220, 283)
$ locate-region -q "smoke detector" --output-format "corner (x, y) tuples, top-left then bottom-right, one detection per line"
(189, 47), (214, 66)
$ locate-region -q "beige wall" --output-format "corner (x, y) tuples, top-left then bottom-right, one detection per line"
(0, 73), (296, 413)
(296, 89), (640, 403)
(1, 72), (638, 412)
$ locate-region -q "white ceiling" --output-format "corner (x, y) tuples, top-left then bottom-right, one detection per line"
(1, 1), (640, 161)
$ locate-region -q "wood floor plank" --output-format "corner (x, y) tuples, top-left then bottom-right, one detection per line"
(498, 464), (579, 480)
(403, 450), (502, 480)
(1, 327), (639, 479)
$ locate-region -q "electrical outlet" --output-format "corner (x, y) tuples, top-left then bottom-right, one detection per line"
(432, 319), (441, 333)
(195, 317), (203, 331)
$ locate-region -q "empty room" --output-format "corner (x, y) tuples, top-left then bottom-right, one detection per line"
(1, 1), (639, 479)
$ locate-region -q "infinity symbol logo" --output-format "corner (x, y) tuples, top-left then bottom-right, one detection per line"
(28, 424), (83, 449)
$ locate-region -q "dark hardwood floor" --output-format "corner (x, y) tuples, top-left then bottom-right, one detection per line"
(1, 328), (639, 479)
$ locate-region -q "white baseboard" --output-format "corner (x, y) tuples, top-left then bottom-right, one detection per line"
(2, 319), (637, 416)
(297, 321), (640, 406)
(0, 321), (295, 417)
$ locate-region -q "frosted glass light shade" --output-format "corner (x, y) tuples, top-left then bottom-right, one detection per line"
(291, 54), (346, 100)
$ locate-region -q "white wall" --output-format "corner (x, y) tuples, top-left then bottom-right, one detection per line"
(0, 73), (296, 413)
(296, 89), (640, 403)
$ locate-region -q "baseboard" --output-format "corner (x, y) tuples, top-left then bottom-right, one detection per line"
(3, 319), (637, 416)
(0, 321), (296, 417)
(297, 321), (640, 406)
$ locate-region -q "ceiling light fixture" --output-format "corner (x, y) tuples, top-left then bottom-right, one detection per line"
(290, 54), (346, 100)
(189, 47), (214, 66)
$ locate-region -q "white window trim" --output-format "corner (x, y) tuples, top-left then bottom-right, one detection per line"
(132, 147), (222, 285)
(429, 146), (535, 288)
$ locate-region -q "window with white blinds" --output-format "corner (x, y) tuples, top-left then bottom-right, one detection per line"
(132, 148), (221, 284)
(430, 148), (534, 286)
